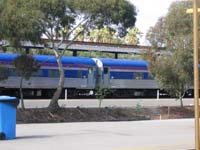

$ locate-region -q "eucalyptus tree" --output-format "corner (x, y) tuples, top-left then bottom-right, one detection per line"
(78, 26), (142, 45)
(146, 0), (193, 106)
(146, 17), (167, 48)
(123, 27), (142, 45)
(13, 54), (40, 110)
(0, 0), (43, 48)
(87, 27), (117, 43)
(148, 48), (193, 107)
(0, 0), (137, 110)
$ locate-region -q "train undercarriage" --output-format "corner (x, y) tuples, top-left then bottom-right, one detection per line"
(0, 88), (194, 99)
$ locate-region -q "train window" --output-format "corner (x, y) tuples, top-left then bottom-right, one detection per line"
(65, 70), (74, 78)
(104, 67), (109, 74)
(143, 72), (148, 80)
(134, 72), (143, 80)
(32, 70), (43, 77)
(8, 68), (17, 76)
(5, 67), (17, 76)
(48, 69), (59, 78)
(0, 67), (9, 77)
(82, 71), (88, 78)
(148, 73), (154, 80)
(65, 70), (87, 78)
(110, 71), (133, 79)
(77, 70), (82, 78)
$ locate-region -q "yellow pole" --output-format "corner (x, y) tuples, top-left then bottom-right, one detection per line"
(193, 0), (200, 149)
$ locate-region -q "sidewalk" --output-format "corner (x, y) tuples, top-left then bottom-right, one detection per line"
(0, 119), (194, 150)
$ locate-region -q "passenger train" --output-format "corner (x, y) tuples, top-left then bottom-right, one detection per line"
(0, 53), (160, 98)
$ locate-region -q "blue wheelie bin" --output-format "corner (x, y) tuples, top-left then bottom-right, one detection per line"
(0, 96), (19, 140)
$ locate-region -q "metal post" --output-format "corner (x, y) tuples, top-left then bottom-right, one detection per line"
(73, 50), (77, 56)
(65, 89), (68, 101)
(114, 53), (118, 59)
(193, 0), (200, 149)
(157, 89), (159, 100)
(156, 89), (161, 120)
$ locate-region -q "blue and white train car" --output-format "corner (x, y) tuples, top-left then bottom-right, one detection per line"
(0, 53), (161, 98)
(98, 58), (159, 97)
(0, 53), (96, 98)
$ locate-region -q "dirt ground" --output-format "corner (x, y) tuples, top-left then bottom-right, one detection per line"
(16, 106), (194, 124)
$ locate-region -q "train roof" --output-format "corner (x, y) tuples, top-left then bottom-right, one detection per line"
(35, 55), (96, 65)
(99, 58), (148, 68)
(0, 53), (148, 68)
(0, 53), (96, 66)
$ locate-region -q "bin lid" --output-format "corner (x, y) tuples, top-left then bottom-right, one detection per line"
(0, 96), (17, 101)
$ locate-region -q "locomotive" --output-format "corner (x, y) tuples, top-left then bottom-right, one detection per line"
(0, 53), (159, 98)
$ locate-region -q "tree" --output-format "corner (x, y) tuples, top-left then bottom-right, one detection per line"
(13, 54), (40, 109)
(164, 1), (193, 51)
(87, 27), (118, 43)
(146, 1), (193, 49)
(0, 0), (137, 110)
(86, 26), (142, 45)
(123, 27), (142, 45)
(148, 49), (193, 107)
(0, 0), (43, 48)
(95, 87), (110, 107)
(146, 0), (194, 107)
(146, 17), (167, 48)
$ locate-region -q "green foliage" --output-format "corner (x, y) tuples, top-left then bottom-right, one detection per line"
(87, 27), (119, 43)
(165, 1), (193, 37)
(164, 1), (193, 51)
(82, 26), (142, 45)
(74, 0), (137, 37)
(135, 100), (143, 116)
(0, 0), (43, 48)
(146, 17), (167, 48)
(0, 0), (137, 47)
(13, 54), (41, 109)
(123, 27), (142, 45)
(146, 0), (193, 49)
(146, 0), (194, 107)
(13, 54), (40, 80)
(36, 0), (76, 40)
(148, 50), (192, 107)
(95, 87), (110, 107)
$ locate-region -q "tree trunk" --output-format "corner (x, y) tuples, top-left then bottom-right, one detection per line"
(19, 77), (25, 110)
(99, 98), (103, 108)
(48, 51), (65, 110)
(179, 93), (184, 108)
(180, 98), (183, 108)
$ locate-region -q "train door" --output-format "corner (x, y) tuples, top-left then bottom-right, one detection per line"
(103, 67), (110, 88)
(87, 67), (95, 88)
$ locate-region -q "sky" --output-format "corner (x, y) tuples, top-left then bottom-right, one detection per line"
(128, 0), (178, 45)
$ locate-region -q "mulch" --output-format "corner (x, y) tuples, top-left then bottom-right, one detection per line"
(16, 106), (194, 124)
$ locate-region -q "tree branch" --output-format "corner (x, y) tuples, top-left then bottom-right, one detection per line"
(64, 16), (90, 40)
(60, 19), (93, 56)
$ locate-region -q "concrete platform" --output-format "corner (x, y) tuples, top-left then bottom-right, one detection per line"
(21, 98), (194, 108)
(0, 119), (195, 150)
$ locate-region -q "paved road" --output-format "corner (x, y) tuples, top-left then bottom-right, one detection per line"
(21, 98), (194, 108)
(0, 119), (195, 150)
